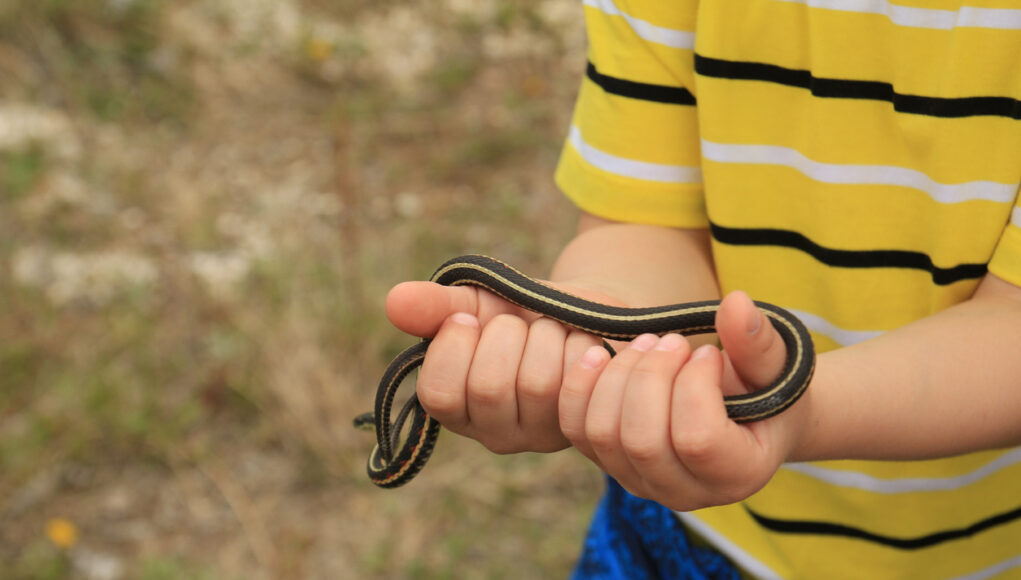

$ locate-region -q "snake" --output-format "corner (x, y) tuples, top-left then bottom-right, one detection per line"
(355, 254), (816, 488)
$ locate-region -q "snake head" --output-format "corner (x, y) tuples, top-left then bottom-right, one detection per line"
(352, 412), (376, 432)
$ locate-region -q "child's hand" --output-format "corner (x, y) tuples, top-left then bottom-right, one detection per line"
(385, 280), (625, 454)
(558, 290), (804, 511)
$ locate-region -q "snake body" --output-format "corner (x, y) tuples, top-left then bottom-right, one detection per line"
(358, 255), (816, 488)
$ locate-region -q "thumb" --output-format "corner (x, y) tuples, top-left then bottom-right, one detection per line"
(716, 290), (788, 392)
(385, 280), (534, 338)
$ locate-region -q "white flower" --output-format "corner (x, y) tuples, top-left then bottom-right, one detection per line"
(12, 246), (159, 306)
(0, 103), (80, 159)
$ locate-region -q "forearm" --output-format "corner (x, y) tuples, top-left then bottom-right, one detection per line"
(792, 274), (1021, 462)
(550, 212), (720, 309)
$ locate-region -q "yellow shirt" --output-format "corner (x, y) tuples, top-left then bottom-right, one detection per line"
(555, 1), (1021, 578)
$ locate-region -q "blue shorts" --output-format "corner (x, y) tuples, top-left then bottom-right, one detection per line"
(572, 477), (741, 580)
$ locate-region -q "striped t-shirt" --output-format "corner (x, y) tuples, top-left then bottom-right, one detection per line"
(554, 1), (1021, 578)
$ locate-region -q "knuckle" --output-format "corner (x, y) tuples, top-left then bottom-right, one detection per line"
(559, 375), (592, 402)
(416, 386), (462, 419)
(627, 363), (667, 386)
(619, 479), (655, 503)
(585, 422), (619, 454)
(660, 496), (703, 512)
(643, 478), (683, 505)
(671, 428), (718, 463)
(559, 414), (585, 443)
(532, 433), (570, 453)
(517, 367), (558, 401)
(482, 433), (566, 455)
(591, 365), (628, 392)
(489, 313), (529, 335)
(531, 316), (566, 335)
(482, 438), (522, 455)
(716, 485), (752, 506)
(621, 430), (663, 463)
(696, 482), (753, 508)
(467, 378), (507, 407)
(560, 423), (583, 444)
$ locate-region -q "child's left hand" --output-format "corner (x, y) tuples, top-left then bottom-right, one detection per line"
(558, 290), (807, 512)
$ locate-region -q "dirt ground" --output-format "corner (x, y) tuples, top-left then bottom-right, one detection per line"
(0, 1), (605, 578)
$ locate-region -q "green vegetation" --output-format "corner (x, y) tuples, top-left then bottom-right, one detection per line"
(0, 0), (193, 123)
(0, 0), (599, 578)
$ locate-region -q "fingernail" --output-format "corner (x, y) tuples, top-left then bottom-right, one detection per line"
(579, 345), (609, 369)
(654, 333), (685, 352)
(629, 334), (658, 352)
(691, 344), (715, 360)
(745, 301), (762, 335)
(450, 312), (479, 327)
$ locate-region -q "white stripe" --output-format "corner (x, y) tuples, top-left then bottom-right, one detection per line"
(582, 0), (695, 49)
(570, 126), (703, 184)
(788, 308), (883, 347)
(674, 512), (783, 580)
(951, 554), (1021, 580)
(772, 0), (1021, 30)
(783, 447), (1021, 494)
(1011, 206), (1021, 227)
(701, 140), (1019, 205)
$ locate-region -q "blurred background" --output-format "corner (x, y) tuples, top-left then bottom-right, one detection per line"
(0, 0), (604, 578)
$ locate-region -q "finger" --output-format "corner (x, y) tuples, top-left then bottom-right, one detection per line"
(585, 334), (660, 486)
(516, 318), (570, 450)
(619, 334), (695, 487)
(465, 314), (528, 453)
(559, 329), (605, 458)
(716, 290), (788, 391)
(386, 281), (536, 339)
(562, 328), (603, 380)
(670, 345), (756, 492)
(416, 312), (481, 433)
(559, 343), (611, 466)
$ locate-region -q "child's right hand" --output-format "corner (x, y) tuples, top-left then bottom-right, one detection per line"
(385, 279), (626, 454)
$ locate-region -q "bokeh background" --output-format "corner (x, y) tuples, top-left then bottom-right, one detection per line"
(0, 1), (605, 577)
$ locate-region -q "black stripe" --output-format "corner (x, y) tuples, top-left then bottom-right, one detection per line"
(695, 54), (1021, 120)
(709, 222), (987, 285)
(747, 505), (1021, 550)
(586, 61), (696, 106)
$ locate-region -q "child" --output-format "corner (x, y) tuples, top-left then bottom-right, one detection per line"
(386, 2), (1021, 577)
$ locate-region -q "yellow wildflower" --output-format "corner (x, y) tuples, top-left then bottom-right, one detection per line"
(304, 38), (333, 63)
(45, 517), (78, 549)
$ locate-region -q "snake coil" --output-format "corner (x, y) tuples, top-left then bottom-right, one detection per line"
(357, 255), (816, 488)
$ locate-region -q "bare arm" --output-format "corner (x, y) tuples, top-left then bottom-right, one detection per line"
(792, 272), (1021, 461)
(552, 212), (719, 313)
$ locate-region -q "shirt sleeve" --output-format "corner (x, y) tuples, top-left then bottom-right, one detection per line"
(987, 199), (1021, 287)
(554, 0), (707, 228)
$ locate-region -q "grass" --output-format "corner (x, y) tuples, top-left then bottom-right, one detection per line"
(1, 146), (48, 200)
(0, 0), (599, 578)
(0, 0), (193, 124)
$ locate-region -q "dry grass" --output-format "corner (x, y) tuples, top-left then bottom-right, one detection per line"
(0, 1), (604, 578)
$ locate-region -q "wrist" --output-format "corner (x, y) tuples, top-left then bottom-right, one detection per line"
(783, 347), (856, 463)
(780, 354), (826, 464)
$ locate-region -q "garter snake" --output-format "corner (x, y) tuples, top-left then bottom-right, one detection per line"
(357, 254), (816, 489)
